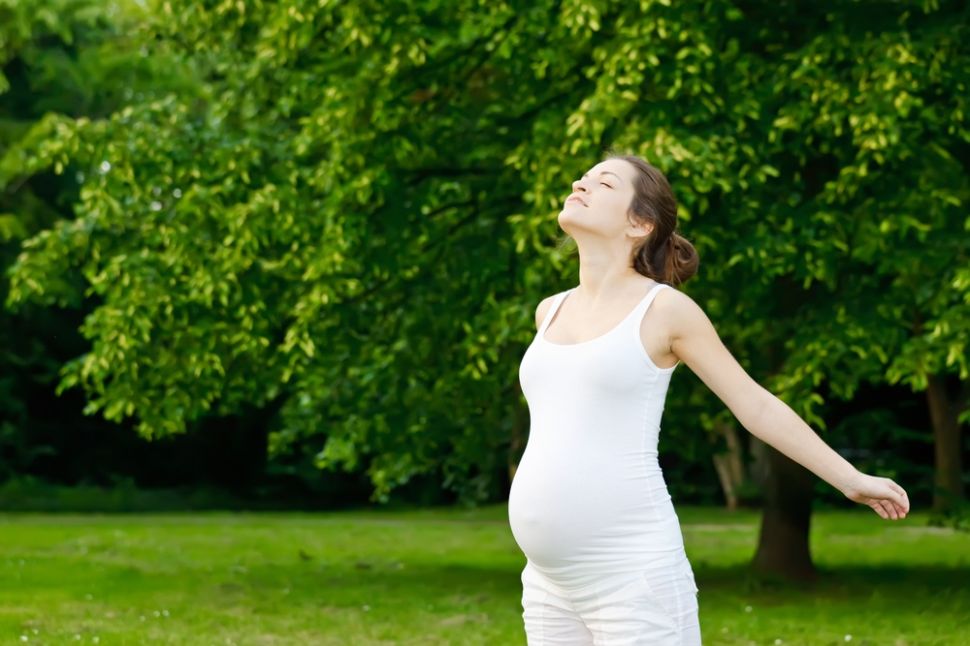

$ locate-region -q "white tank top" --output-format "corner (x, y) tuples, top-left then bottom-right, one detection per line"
(508, 282), (687, 584)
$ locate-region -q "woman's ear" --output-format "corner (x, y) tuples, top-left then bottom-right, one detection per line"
(627, 218), (652, 242)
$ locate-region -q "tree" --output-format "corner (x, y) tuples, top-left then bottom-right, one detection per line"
(4, 2), (966, 578)
(0, 0), (194, 481)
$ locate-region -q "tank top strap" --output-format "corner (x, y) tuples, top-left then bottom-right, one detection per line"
(537, 288), (575, 335)
(623, 282), (671, 331)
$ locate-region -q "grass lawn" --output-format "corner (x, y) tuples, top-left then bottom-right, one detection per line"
(0, 504), (967, 645)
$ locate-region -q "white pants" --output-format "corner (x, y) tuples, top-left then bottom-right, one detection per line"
(520, 559), (701, 645)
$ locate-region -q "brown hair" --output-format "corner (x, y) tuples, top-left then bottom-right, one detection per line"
(608, 151), (699, 286)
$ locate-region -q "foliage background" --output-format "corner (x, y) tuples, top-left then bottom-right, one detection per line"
(0, 0), (967, 514)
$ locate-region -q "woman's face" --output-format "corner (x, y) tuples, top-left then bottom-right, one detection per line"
(558, 158), (649, 240)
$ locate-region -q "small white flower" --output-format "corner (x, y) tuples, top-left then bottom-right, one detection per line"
(775, 640), (783, 645)
(362, 604), (371, 611)
(162, 609), (170, 617)
(744, 605), (753, 613)
(19, 636), (27, 642)
(150, 201), (162, 211)
(844, 636), (852, 642)
(100, 161), (111, 173)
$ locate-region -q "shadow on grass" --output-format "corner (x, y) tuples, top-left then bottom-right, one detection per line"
(220, 558), (970, 609)
(700, 563), (970, 596)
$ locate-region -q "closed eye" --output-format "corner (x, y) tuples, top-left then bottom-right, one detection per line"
(601, 182), (612, 188)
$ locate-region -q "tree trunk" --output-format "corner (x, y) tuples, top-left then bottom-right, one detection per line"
(712, 419), (746, 509)
(751, 438), (817, 582)
(926, 373), (965, 513)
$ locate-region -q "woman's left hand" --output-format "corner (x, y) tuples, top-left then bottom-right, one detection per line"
(840, 471), (910, 520)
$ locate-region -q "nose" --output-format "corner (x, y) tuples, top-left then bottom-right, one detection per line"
(572, 178), (587, 192)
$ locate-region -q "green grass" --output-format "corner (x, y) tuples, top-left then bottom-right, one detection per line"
(0, 505), (967, 645)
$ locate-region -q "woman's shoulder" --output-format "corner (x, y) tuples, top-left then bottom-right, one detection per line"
(532, 289), (573, 332)
(651, 283), (712, 338)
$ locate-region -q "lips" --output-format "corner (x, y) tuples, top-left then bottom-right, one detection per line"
(566, 194), (586, 206)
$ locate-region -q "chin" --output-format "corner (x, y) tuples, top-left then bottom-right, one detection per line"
(557, 213), (590, 237)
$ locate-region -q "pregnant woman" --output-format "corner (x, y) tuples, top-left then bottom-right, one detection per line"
(506, 152), (911, 645)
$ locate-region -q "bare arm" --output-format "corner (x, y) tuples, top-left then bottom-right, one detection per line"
(665, 289), (910, 520)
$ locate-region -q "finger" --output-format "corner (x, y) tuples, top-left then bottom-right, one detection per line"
(871, 501), (887, 519)
(882, 480), (906, 512)
(889, 482), (910, 510)
(879, 499), (897, 520)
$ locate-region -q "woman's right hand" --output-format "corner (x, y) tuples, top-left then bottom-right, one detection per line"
(840, 471), (910, 520)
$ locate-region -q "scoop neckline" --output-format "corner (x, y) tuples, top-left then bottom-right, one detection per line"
(540, 283), (660, 348)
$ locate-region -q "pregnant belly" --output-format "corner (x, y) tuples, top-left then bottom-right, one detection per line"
(509, 477), (599, 566)
(508, 447), (680, 569)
